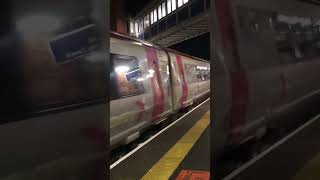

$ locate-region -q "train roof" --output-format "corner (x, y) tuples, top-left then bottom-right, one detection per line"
(110, 31), (210, 63)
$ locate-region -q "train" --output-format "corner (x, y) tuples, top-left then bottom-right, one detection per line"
(212, 0), (320, 162)
(110, 32), (210, 148)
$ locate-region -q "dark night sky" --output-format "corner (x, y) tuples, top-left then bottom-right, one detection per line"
(125, 0), (152, 16)
(124, 0), (210, 60)
(170, 33), (210, 60)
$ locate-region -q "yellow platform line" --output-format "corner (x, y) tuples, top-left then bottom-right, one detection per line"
(141, 111), (210, 180)
(292, 152), (320, 180)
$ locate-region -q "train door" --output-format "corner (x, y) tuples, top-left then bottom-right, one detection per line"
(196, 61), (210, 99)
(169, 53), (191, 110)
(183, 59), (199, 104)
(110, 37), (153, 146)
(147, 48), (173, 123)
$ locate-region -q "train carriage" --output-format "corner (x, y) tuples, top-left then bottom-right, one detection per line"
(167, 51), (210, 111)
(110, 33), (172, 147)
(212, 0), (320, 161)
(110, 32), (210, 148)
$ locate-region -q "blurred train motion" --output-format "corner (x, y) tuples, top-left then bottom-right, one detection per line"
(110, 32), (210, 148)
(0, 0), (108, 179)
(212, 0), (320, 161)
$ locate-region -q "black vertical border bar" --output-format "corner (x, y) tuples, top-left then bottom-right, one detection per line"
(209, 0), (215, 177)
(210, 0), (233, 178)
(93, 0), (110, 179)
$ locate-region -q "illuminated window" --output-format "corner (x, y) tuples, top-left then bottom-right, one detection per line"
(162, 3), (166, 17)
(111, 53), (145, 99)
(183, 0), (188, 4)
(154, 9), (158, 22)
(172, 0), (176, 11)
(135, 23), (138, 35)
(151, 12), (154, 24)
(167, 0), (172, 14)
(130, 21), (134, 34)
(138, 21), (143, 33)
(144, 15), (150, 28)
(178, 0), (183, 7)
(158, 5), (162, 19)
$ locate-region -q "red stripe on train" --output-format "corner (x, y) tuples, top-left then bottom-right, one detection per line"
(146, 47), (165, 122)
(135, 100), (145, 121)
(176, 55), (189, 107)
(230, 71), (249, 133)
(215, 0), (249, 136)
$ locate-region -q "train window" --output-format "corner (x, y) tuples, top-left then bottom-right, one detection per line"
(203, 69), (210, 80)
(196, 66), (209, 81)
(184, 64), (197, 83)
(110, 53), (145, 99)
(185, 64), (192, 83)
(236, 7), (282, 69)
(236, 7), (320, 68)
(272, 14), (320, 63)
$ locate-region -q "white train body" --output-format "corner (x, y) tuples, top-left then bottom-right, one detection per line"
(110, 32), (210, 147)
(212, 0), (320, 160)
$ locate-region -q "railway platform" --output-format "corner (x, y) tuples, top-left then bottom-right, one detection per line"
(110, 99), (210, 180)
(222, 114), (320, 180)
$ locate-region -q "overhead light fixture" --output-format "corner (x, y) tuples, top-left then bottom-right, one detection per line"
(115, 66), (130, 73)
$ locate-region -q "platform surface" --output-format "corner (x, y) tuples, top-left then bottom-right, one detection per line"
(110, 99), (210, 180)
(224, 115), (320, 180)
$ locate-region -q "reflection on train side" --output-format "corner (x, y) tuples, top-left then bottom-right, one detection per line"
(214, 4), (320, 161)
(111, 54), (145, 97)
(273, 13), (320, 63)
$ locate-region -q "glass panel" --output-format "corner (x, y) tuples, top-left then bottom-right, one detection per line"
(167, 0), (172, 14)
(236, 7), (320, 68)
(172, 0), (176, 11)
(196, 66), (209, 81)
(178, 0), (183, 7)
(151, 12), (154, 24)
(158, 5), (162, 19)
(154, 9), (158, 22)
(144, 15), (150, 28)
(111, 53), (145, 99)
(135, 22), (139, 35)
(162, 3), (166, 17)
(130, 21), (134, 34)
(185, 64), (198, 83)
(183, 0), (188, 4)
(273, 14), (320, 62)
(139, 21), (143, 33)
